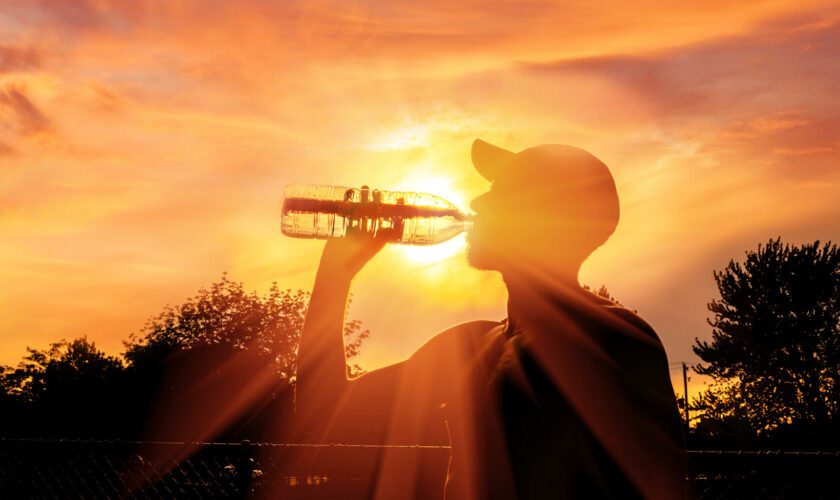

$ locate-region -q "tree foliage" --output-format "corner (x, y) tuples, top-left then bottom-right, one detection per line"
(0, 338), (125, 437)
(124, 273), (367, 379)
(0, 338), (123, 402)
(583, 284), (620, 305)
(693, 239), (839, 440)
(0, 274), (369, 439)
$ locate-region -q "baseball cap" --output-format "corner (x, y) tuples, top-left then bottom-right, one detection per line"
(470, 138), (620, 240)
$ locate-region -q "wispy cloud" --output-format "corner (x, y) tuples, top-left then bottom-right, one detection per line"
(0, 86), (50, 135)
(0, 45), (41, 73)
(517, 16), (840, 177)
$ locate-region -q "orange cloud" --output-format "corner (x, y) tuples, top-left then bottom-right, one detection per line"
(0, 45), (41, 73)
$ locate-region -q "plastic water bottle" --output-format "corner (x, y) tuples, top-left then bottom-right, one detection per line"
(281, 184), (472, 245)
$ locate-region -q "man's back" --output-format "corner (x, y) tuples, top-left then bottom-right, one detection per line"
(497, 299), (682, 498)
(437, 293), (684, 499)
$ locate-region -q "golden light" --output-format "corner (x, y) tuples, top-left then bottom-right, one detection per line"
(366, 124), (431, 151)
(400, 233), (469, 267)
(392, 173), (472, 266)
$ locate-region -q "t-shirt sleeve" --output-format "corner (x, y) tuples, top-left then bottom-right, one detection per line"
(333, 320), (501, 444)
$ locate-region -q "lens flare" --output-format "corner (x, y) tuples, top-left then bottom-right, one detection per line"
(392, 174), (470, 265)
(399, 232), (468, 265)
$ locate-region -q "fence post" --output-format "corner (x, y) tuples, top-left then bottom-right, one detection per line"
(682, 362), (690, 431)
(238, 440), (253, 499)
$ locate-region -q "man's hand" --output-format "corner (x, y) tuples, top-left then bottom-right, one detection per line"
(319, 230), (393, 278)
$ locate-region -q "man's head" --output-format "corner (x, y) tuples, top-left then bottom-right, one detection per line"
(467, 139), (620, 282)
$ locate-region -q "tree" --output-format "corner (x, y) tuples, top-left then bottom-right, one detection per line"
(124, 273), (368, 378)
(0, 338), (125, 437)
(121, 273), (369, 441)
(0, 274), (369, 440)
(584, 284), (620, 304)
(0, 340), (68, 404)
(583, 284), (637, 312)
(693, 239), (839, 442)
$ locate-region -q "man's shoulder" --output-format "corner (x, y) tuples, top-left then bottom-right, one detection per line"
(596, 305), (670, 366)
(409, 320), (504, 362)
(441, 319), (505, 337)
(603, 305), (658, 339)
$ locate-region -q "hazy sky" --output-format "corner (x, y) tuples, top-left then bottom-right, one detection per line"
(1, 1), (838, 397)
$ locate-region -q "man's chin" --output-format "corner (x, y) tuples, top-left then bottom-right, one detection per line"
(466, 244), (497, 271)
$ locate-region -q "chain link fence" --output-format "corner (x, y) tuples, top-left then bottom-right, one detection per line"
(1, 438), (838, 498)
(687, 450), (840, 499)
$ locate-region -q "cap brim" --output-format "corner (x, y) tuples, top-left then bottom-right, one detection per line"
(471, 139), (515, 181)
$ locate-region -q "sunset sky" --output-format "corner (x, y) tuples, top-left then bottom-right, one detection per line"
(1, 1), (838, 399)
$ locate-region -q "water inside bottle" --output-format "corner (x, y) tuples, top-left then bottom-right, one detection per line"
(281, 184), (470, 245)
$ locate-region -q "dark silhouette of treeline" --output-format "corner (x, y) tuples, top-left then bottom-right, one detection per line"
(688, 239), (840, 450)
(0, 239), (837, 450)
(0, 274), (368, 442)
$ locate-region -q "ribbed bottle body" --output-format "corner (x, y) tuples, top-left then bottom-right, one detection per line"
(281, 184), (470, 245)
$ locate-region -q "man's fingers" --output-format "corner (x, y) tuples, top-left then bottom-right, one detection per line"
(375, 226), (403, 243)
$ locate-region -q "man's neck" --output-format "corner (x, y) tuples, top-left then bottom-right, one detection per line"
(503, 270), (584, 334)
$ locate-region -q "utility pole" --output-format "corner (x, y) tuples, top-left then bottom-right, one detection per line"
(682, 362), (690, 430)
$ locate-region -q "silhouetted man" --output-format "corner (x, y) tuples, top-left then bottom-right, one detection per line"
(294, 140), (686, 499)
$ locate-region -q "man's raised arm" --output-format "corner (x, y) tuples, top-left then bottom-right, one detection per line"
(294, 235), (393, 439)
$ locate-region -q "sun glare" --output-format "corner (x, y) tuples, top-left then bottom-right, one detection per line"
(400, 232), (468, 266)
(367, 125), (431, 151)
(394, 174), (471, 266)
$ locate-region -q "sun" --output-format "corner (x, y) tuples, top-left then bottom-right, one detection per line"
(392, 174), (471, 266)
(400, 232), (469, 266)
